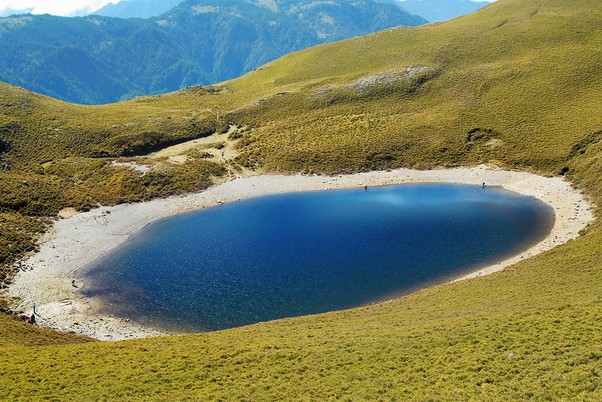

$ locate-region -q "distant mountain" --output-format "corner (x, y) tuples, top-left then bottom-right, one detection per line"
(91, 0), (492, 25)
(0, 0), (426, 104)
(396, 0), (490, 22)
(93, 0), (183, 19)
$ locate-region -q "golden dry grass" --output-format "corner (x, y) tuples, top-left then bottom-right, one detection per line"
(0, 0), (601, 399)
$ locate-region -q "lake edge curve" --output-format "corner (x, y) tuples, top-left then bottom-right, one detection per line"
(8, 165), (594, 340)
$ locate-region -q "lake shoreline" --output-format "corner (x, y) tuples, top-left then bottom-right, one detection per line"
(7, 165), (594, 340)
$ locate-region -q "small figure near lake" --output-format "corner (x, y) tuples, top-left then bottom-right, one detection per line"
(22, 314), (36, 324)
(482, 182), (486, 189)
(364, 185), (368, 191)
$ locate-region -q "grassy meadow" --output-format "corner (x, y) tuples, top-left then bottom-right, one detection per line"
(0, 0), (601, 399)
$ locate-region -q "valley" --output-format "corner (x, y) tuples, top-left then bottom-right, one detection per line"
(0, 0), (601, 399)
(0, 0), (426, 104)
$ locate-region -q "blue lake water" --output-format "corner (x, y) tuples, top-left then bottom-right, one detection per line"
(80, 184), (554, 332)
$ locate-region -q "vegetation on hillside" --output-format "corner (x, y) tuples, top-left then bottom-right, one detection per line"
(0, 0), (601, 399)
(0, 84), (228, 284)
(0, 0), (425, 104)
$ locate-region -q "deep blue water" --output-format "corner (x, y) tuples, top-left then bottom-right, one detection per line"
(80, 184), (554, 332)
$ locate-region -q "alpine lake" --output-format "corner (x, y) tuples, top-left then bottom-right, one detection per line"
(80, 183), (554, 333)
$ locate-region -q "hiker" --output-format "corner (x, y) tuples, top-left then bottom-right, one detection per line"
(22, 313), (36, 324)
(482, 182), (486, 189)
(364, 185), (368, 191)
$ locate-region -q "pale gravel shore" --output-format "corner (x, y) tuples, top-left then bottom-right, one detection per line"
(6, 165), (595, 341)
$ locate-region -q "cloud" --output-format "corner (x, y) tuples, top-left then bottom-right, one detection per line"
(0, 0), (117, 17)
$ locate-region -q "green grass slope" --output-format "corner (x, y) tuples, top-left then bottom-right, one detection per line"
(0, 85), (228, 282)
(1, 233), (600, 400)
(1, 0), (601, 399)
(219, 0), (602, 175)
(0, 314), (91, 348)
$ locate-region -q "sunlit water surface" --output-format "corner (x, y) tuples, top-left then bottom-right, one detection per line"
(81, 184), (553, 332)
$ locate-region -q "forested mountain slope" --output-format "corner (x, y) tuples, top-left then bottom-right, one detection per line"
(0, 0), (425, 104)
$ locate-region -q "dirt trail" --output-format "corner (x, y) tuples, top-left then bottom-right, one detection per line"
(149, 132), (229, 159)
(147, 125), (251, 178)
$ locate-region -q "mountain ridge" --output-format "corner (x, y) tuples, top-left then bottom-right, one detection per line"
(0, 0), (426, 105)
(92, 0), (493, 22)
(93, 0), (183, 19)
(397, 0), (491, 22)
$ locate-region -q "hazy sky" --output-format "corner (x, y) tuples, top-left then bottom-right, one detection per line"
(0, 0), (496, 18)
(0, 0), (117, 17)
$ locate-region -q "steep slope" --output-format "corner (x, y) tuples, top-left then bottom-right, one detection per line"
(199, 0), (601, 176)
(0, 0), (426, 104)
(0, 15), (200, 104)
(0, 0), (601, 399)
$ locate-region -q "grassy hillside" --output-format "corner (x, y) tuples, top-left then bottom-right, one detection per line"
(0, 84), (229, 284)
(0, 313), (91, 348)
(220, 0), (602, 175)
(1, 231), (600, 400)
(0, 0), (601, 399)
